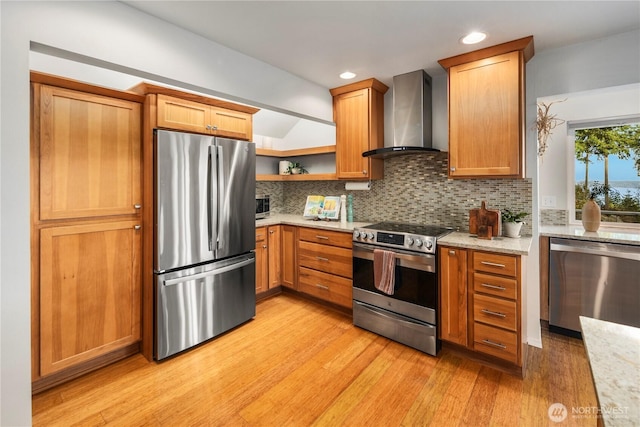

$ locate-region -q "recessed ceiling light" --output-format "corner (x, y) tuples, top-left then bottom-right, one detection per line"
(461, 32), (487, 45)
(340, 71), (356, 79)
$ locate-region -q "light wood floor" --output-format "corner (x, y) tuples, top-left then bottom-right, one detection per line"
(33, 293), (598, 426)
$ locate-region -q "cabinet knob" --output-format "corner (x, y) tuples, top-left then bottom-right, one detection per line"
(269, 230), (275, 234)
(134, 225), (141, 230)
(212, 125), (218, 130)
(134, 204), (142, 209)
(206, 125), (211, 130)
(449, 250), (456, 255)
(450, 167), (456, 172)
(362, 170), (367, 174)
(262, 245), (267, 249)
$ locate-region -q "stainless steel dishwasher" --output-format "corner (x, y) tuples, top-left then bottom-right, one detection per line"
(549, 237), (640, 336)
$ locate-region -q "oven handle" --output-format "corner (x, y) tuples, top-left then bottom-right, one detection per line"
(353, 242), (436, 273)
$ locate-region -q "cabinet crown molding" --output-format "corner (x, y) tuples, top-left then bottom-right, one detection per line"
(329, 78), (389, 97)
(438, 35), (534, 70)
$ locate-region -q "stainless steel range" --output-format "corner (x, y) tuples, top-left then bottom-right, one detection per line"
(352, 222), (453, 356)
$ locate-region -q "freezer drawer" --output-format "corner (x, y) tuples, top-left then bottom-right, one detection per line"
(549, 238), (640, 335)
(155, 253), (256, 360)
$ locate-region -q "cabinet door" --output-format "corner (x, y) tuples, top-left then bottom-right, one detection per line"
(210, 106), (253, 141)
(281, 225), (298, 289)
(334, 88), (372, 179)
(156, 94), (210, 134)
(268, 226), (282, 288)
(39, 221), (141, 376)
(448, 51), (522, 178)
(439, 246), (468, 345)
(255, 227), (269, 294)
(39, 85), (141, 220)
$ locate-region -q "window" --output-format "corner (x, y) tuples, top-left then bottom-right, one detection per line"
(571, 118), (640, 226)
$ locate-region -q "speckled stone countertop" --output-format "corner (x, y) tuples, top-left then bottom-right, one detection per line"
(256, 214), (370, 233)
(439, 232), (532, 255)
(579, 316), (640, 426)
(257, 215), (533, 255)
(540, 225), (640, 246)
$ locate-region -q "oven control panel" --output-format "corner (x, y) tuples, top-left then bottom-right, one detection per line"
(352, 229), (436, 254)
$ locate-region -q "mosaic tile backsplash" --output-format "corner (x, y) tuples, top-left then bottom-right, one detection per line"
(257, 152), (533, 235)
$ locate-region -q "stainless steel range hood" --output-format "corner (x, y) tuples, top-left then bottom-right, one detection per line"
(363, 69), (438, 159)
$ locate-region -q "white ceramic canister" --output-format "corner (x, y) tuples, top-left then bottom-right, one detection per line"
(279, 160), (292, 175)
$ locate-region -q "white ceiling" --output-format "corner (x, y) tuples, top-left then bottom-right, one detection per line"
(120, 1), (640, 89)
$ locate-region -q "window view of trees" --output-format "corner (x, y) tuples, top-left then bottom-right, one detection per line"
(575, 123), (640, 224)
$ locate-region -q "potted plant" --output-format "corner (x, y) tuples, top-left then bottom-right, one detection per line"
(502, 209), (528, 238)
(286, 162), (308, 175)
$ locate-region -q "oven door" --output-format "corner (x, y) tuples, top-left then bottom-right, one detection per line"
(352, 242), (437, 325)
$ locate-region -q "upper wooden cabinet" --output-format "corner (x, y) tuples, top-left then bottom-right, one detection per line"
(439, 36), (534, 179)
(156, 94), (253, 140)
(37, 85), (142, 221)
(129, 83), (259, 141)
(330, 79), (388, 180)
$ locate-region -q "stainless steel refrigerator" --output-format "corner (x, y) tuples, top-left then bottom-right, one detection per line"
(154, 129), (256, 360)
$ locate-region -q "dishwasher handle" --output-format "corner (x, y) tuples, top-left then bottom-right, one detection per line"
(550, 240), (640, 262)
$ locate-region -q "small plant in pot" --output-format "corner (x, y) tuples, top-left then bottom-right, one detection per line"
(502, 209), (528, 238)
(286, 162), (308, 175)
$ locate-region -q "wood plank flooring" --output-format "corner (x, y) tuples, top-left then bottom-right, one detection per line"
(32, 293), (599, 426)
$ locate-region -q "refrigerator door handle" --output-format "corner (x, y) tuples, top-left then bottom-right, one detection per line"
(217, 144), (226, 252)
(163, 257), (255, 287)
(208, 145), (218, 253)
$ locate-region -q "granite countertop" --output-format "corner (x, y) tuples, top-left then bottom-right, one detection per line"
(256, 213), (371, 233)
(257, 215), (533, 255)
(579, 316), (640, 426)
(439, 232), (532, 255)
(540, 225), (640, 246)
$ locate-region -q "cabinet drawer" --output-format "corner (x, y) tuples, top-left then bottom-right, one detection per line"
(473, 252), (517, 277)
(255, 227), (267, 243)
(298, 267), (352, 308)
(473, 293), (517, 331)
(473, 272), (517, 300)
(473, 323), (518, 364)
(298, 227), (352, 249)
(298, 241), (352, 278)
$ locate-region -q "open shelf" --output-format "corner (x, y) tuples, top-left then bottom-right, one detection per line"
(257, 173), (338, 182)
(256, 145), (336, 157)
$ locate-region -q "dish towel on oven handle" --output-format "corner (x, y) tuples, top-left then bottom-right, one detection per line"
(373, 249), (396, 295)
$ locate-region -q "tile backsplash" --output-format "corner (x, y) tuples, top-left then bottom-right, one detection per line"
(257, 151), (533, 235)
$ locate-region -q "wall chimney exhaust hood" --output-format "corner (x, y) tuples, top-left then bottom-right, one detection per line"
(363, 69), (438, 159)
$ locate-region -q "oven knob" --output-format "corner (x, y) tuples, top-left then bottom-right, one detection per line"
(406, 237), (414, 246)
(367, 232), (375, 240)
(415, 239), (423, 247)
(353, 230), (360, 239)
(425, 240), (433, 250)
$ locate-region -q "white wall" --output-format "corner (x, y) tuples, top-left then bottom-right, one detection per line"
(524, 29), (640, 348)
(0, 2), (334, 425)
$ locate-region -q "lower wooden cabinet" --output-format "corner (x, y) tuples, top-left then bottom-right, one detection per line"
(297, 227), (352, 308)
(268, 226), (282, 288)
(39, 221), (141, 376)
(281, 225), (298, 289)
(438, 246), (468, 346)
(255, 227), (269, 294)
(439, 246), (524, 368)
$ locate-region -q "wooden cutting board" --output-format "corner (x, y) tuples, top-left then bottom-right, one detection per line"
(469, 201), (501, 240)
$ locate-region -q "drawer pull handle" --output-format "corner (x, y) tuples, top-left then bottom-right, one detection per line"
(449, 250), (456, 255)
(134, 204), (142, 209)
(480, 283), (506, 291)
(481, 261), (506, 268)
(482, 339), (507, 349)
(316, 256), (329, 262)
(134, 225), (141, 230)
(315, 235), (329, 240)
(315, 284), (329, 290)
(481, 309), (506, 318)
